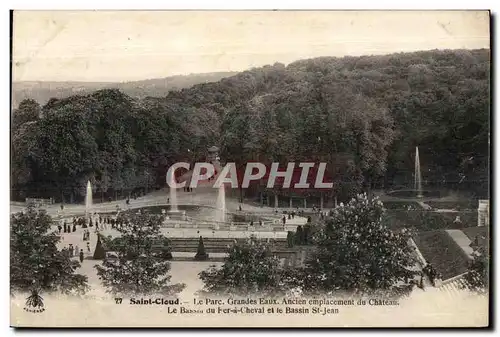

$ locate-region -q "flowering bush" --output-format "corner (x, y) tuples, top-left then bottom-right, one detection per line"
(303, 193), (418, 295)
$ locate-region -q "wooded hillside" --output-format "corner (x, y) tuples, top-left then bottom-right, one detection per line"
(11, 49), (490, 202)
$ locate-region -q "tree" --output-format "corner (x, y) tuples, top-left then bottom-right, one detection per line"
(199, 237), (289, 296)
(12, 99), (40, 130)
(95, 211), (185, 296)
(303, 194), (417, 295)
(294, 226), (304, 245)
(194, 236), (209, 261)
(286, 231), (295, 248)
(303, 224), (311, 245)
(10, 206), (88, 294)
(93, 234), (106, 260)
(10, 49), (490, 202)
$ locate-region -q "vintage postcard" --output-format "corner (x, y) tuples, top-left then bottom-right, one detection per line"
(10, 10), (490, 328)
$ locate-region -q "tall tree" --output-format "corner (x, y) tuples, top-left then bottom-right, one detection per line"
(95, 211), (185, 296)
(303, 194), (417, 295)
(12, 99), (41, 130)
(10, 206), (88, 294)
(11, 49), (490, 202)
(199, 237), (289, 296)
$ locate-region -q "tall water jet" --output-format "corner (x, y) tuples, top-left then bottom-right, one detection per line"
(414, 147), (423, 198)
(85, 180), (93, 216)
(167, 171), (178, 212)
(215, 184), (226, 223)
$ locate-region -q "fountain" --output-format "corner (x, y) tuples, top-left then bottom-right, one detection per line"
(168, 171), (179, 212)
(164, 170), (185, 221)
(85, 180), (92, 217)
(415, 147), (423, 198)
(386, 146), (442, 199)
(215, 184), (226, 223)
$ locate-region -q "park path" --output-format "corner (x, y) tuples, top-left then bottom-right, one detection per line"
(445, 229), (474, 258)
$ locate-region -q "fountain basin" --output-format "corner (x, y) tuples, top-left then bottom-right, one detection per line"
(385, 189), (442, 199)
(137, 205), (271, 224)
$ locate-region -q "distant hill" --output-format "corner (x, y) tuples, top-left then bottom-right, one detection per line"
(12, 72), (238, 108)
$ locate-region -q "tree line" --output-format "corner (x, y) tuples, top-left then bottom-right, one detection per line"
(11, 49), (490, 203)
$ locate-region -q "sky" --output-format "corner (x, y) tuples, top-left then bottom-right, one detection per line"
(12, 10), (490, 82)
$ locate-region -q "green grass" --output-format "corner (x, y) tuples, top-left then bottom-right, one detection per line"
(382, 201), (422, 210)
(425, 200), (478, 210)
(413, 231), (471, 280)
(384, 209), (478, 232)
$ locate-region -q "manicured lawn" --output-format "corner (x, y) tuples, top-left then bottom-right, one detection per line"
(384, 209), (478, 232)
(413, 231), (471, 280)
(425, 200), (478, 210)
(382, 201), (422, 210)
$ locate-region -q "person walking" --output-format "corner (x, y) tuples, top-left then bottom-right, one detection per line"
(86, 242), (91, 253)
(79, 249), (84, 263)
(57, 224), (62, 234)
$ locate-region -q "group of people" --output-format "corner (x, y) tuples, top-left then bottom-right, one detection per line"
(57, 222), (76, 234)
(82, 229), (92, 241)
(61, 243), (88, 263)
(423, 263), (442, 287)
(248, 220), (264, 227)
(57, 214), (114, 236)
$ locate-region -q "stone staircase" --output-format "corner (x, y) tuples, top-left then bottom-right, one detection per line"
(167, 237), (289, 253)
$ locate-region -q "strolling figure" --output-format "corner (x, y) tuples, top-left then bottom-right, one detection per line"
(79, 249), (84, 263)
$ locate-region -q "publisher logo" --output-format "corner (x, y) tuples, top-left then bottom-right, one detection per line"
(24, 289), (45, 313)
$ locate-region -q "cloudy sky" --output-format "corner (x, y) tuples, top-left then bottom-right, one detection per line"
(13, 11), (490, 82)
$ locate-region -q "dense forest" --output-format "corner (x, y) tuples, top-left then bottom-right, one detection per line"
(11, 49), (490, 203)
